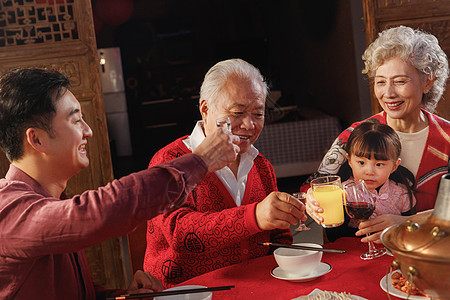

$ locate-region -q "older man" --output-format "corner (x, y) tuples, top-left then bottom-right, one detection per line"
(143, 59), (306, 286)
(0, 68), (239, 299)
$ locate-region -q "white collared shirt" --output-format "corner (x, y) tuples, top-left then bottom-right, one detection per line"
(183, 121), (259, 206)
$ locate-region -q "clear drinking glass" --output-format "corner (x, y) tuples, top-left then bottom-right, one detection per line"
(292, 192), (310, 231)
(215, 117), (231, 132)
(310, 175), (344, 228)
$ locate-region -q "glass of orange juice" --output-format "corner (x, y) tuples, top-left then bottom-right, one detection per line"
(310, 175), (344, 228)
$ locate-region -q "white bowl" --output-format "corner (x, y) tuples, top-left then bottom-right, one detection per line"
(273, 243), (323, 276)
(154, 285), (212, 300)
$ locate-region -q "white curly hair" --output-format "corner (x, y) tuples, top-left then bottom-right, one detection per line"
(362, 26), (449, 113)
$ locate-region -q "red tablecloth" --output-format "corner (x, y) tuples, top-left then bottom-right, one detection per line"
(180, 237), (399, 299)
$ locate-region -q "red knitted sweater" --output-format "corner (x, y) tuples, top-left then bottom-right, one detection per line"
(143, 136), (292, 287)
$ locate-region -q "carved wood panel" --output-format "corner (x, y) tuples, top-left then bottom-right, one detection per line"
(0, 0), (78, 47)
(0, 0), (128, 290)
(363, 0), (450, 121)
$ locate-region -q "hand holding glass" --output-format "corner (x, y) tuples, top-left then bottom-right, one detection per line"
(310, 175), (344, 228)
(343, 180), (386, 260)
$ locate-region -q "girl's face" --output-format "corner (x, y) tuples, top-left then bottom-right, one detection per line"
(347, 153), (401, 191)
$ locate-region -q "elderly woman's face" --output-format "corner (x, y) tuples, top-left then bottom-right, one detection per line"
(201, 77), (265, 155)
(374, 56), (432, 121)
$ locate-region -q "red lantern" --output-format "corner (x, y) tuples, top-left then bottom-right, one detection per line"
(94, 0), (134, 26)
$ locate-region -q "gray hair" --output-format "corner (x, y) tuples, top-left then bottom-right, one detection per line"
(362, 26), (449, 112)
(200, 58), (268, 110)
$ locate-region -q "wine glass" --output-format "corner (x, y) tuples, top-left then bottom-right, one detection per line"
(343, 180), (387, 260)
(292, 192), (310, 231)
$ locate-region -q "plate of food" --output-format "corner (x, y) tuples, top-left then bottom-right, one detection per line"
(293, 288), (367, 300)
(380, 270), (431, 299)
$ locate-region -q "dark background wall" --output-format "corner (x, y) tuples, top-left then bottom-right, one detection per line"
(92, 0), (371, 165)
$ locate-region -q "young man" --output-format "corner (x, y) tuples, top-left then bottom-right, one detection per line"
(0, 68), (239, 299)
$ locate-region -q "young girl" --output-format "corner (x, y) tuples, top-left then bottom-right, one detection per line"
(327, 121), (416, 241)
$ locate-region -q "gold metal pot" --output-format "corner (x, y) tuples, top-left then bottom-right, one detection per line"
(381, 174), (450, 300)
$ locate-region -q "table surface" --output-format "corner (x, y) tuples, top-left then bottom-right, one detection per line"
(180, 237), (402, 299)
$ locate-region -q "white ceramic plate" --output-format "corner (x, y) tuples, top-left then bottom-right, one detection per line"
(271, 262), (332, 282)
(380, 271), (430, 300)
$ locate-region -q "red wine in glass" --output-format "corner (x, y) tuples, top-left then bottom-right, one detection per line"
(343, 180), (387, 260)
(345, 202), (375, 220)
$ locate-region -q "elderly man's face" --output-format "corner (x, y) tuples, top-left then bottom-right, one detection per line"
(201, 76), (265, 155)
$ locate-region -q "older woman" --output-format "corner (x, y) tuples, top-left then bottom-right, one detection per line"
(304, 26), (450, 243)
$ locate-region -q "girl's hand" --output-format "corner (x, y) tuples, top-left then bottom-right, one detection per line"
(305, 188), (324, 225)
(356, 214), (408, 244)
